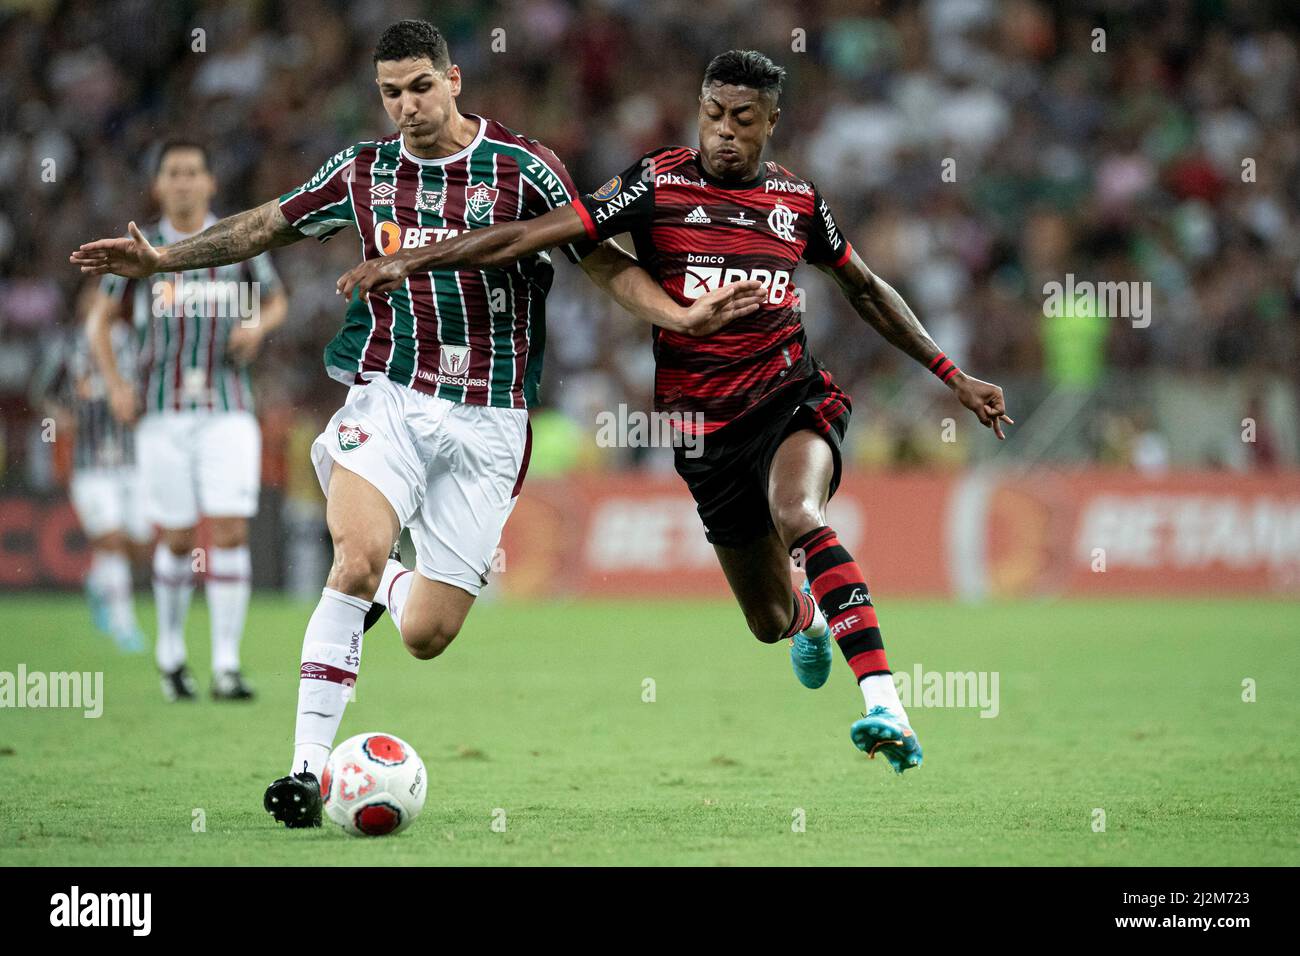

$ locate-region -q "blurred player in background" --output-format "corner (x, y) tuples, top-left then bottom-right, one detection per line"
(339, 49), (1016, 774)
(30, 284), (150, 652)
(84, 140), (287, 702)
(73, 20), (762, 825)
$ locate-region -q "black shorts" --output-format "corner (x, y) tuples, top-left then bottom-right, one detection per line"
(673, 372), (852, 547)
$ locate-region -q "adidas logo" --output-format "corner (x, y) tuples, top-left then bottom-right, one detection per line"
(684, 205), (711, 224)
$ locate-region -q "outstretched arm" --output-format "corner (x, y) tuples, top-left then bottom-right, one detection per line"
(822, 250), (1013, 439)
(71, 200), (303, 278)
(336, 205), (587, 298)
(579, 243), (764, 337)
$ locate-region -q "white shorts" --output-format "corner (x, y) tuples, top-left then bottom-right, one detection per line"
(310, 375), (529, 597)
(135, 411), (261, 528)
(70, 466), (152, 542)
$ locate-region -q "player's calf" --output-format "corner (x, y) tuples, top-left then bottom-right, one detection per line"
(741, 601), (794, 644)
(392, 573), (475, 661)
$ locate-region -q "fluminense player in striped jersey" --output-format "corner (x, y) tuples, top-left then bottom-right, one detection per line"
(84, 140), (287, 703)
(73, 19), (763, 828)
(30, 288), (149, 653)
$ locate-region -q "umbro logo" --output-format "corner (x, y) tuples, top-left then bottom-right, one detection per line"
(369, 182), (397, 207)
(684, 205), (711, 224)
(838, 587), (870, 610)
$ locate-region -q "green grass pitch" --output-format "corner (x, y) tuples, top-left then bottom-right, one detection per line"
(1, 594), (1297, 866)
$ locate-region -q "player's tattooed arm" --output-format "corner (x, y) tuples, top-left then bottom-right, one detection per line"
(580, 242), (765, 337)
(825, 250), (1013, 439)
(335, 205), (589, 298)
(71, 200), (302, 277)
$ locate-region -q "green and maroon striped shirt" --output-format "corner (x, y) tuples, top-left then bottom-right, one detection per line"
(101, 215), (283, 414)
(278, 116), (591, 409)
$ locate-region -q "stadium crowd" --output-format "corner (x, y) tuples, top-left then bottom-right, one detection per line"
(1, 0), (1296, 494)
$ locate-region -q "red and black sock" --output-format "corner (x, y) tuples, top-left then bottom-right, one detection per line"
(779, 588), (819, 641)
(790, 526), (890, 680)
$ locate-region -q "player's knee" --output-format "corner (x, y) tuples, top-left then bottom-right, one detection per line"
(162, 528), (196, 555)
(402, 622), (459, 661)
(208, 518), (248, 548)
(328, 545), (386, 599)
(771, 497), (823, 547)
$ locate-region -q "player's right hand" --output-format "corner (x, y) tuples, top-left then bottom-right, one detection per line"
(106, 378), (139, 425)
(678, 279), (766, 337)
(70, 222), (163, 279)
(336, 256), (411, 299)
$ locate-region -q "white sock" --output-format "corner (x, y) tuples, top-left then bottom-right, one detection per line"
(87, 551), (111, 602)
(804, 592), (828, 638)
(291, 587), (370, 778)
(152, 544), (193, 672)
(207, 545), (251, 674)
(861, 673), (909, 724)
(373, 559), (413, 634)
(98, 551), (139, 636)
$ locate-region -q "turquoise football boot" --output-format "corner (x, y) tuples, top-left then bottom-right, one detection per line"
(789, 579), (832, 689)
(851, 706), (923, 774)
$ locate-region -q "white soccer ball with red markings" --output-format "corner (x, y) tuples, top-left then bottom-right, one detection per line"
(321, 732), (427, 837)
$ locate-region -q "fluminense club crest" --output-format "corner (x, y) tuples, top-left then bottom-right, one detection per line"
(337, 421), (370, 452)
(464, 182), (499, 223)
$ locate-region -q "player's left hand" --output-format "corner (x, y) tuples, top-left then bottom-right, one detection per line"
(951, 372), (1014, 440)
(678, 279), (767, 336)
(226, 324), (266, 364)
(336, 256), (411, 299)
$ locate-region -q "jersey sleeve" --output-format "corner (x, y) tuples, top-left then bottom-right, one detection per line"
(572, 152), (658, 245)
(517, 143), (596, 264)
(802, 186), (853, 269)
(278, 146), (358, 242)
(243, 250), (284, 296)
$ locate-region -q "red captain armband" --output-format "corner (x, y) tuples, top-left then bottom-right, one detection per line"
(928, 352), (961, 385)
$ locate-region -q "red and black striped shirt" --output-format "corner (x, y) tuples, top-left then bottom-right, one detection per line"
(573, 146), (853, 434)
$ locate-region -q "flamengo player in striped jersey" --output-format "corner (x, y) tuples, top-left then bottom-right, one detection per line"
(85, 140), (288, 703)
(73, 20), (762, 827)
(338, 50), (1015, 774)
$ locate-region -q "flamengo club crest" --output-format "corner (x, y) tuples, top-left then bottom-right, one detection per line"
(768, 202), (798, 242)
(439, 344), (472, 377)
(464, 182), (499, 224)
(337, 421), (370, 452)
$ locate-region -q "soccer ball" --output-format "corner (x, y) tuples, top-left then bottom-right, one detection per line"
(321, 732), (427, 837)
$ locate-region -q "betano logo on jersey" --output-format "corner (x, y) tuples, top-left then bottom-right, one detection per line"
(373, 220), (463, 256)
(682, 257), (793, 306)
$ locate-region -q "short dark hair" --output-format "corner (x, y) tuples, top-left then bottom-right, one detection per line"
(702, 50), (786, 102)
(154, 139), (209, 176)
(374, 19), (451, 71)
